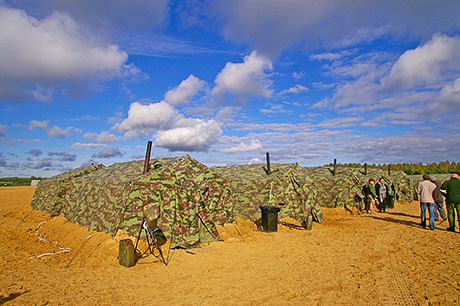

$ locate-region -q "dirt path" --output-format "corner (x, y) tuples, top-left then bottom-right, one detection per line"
(1, 187), (459, 305)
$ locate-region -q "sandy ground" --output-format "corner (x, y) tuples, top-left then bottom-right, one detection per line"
(1, 187), (460, 306)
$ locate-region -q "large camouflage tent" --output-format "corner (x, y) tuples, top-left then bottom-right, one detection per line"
(32, 156), (234, 248)
(213, 163), (324, 223)
(304, 166), (415, 210)
(31, 164), (104, 215)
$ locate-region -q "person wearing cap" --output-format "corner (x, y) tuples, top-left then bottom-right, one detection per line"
(362, 178), (377, 214)
(430, 176), (447, 221)
(440, 171), (460, 232)
(416, 174), (437, 230)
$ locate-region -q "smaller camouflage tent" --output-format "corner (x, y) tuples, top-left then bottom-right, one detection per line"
(31, 164), (104, 215)
(387, 170), (415, 202)
(305, 166), (414, 209)
(214, 163), (324, 223)
(53, 155), (234, 248)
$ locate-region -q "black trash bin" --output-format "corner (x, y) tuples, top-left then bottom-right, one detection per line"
(386, 194), (395, 209)
(259, 206), (281, 232)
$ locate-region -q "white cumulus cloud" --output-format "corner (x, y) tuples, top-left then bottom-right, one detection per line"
(82, 131), (120, 143)
(154, 118), (222, 151)
(281, 84), (309, 95)
(0, 7), (137, 102)
(213, 51), (273, 103)
(386, 34), (460, 89)
(28, 120), (81, 138)
(221, 139), (263, 154)
(438, 77), (460, 105)
(112, 101), (177, 139)
(164, 75), (207, 105)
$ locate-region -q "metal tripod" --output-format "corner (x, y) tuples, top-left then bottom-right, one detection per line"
(134, 217), (167, 265)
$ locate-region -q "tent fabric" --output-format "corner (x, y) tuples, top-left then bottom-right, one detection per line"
(305, 166), (415, 209)
(30, 164), (104, 215)
(214, 163), (324, 223)
(32, 156), (235, 248)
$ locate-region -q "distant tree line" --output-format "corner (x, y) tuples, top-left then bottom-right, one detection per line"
(0, 176), (43, 186)
(325, 161), (460, 176)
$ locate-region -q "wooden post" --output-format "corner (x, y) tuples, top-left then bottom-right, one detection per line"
(333, 159), (337, 176)
(266, 152), (271, 175)
(388, 164), (391, 176)
(364, 163), (367, 175)
(143, 141), (152, 174)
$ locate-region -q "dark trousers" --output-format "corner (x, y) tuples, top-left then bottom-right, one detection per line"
(379, 198), (387, 212)
(446, 202), (460, 229)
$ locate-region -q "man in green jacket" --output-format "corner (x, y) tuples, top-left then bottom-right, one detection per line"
(441, 171), (460, 232)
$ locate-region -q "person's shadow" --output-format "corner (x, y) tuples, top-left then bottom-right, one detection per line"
(386, 211), (419, 219)
(372, 211), (457, 232)
(371, 213), (421, 228)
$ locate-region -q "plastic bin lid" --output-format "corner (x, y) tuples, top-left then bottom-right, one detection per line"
(259, 205), (281, 212)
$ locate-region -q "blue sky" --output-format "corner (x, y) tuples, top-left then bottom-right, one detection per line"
(1, 0), (460, 178)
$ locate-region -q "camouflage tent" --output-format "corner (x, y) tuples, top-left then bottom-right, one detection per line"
(214, 163), (324, 223)
(32, 156), (234, 248)
(305, 166), (415, 209)
(31, 164), (104, 215)
(387, 170), (416, 202)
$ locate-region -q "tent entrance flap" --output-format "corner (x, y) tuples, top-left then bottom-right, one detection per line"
(197, 213), (219, 243)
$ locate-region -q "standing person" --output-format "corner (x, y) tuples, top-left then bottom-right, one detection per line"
(362, 179), (377, 215)
(375, 177), (389, 213)
(430, 176), (447, 221)
(440, 171), (460, 232)
(417, 174), (437, 230)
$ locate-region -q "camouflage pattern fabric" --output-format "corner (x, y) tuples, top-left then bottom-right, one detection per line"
(32, 156), (234, 249)
(304, 166), (415, 209)
(30, 164), (104, 215)
(31, 158), (416, 249)
(133, 156), (235, 248)
(214, 163), (324, 224)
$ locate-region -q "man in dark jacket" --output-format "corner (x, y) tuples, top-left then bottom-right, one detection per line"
(375, 177), (389, 213)
(441, 171), (460, 232)
(430, 176), (447, 221)
(362, 179), (377, 214)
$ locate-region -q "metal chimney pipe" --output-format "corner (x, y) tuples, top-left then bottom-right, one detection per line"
(143, 141), (152, 174)
(266, 152), (271, 175)
(333, 159), (337, 176)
